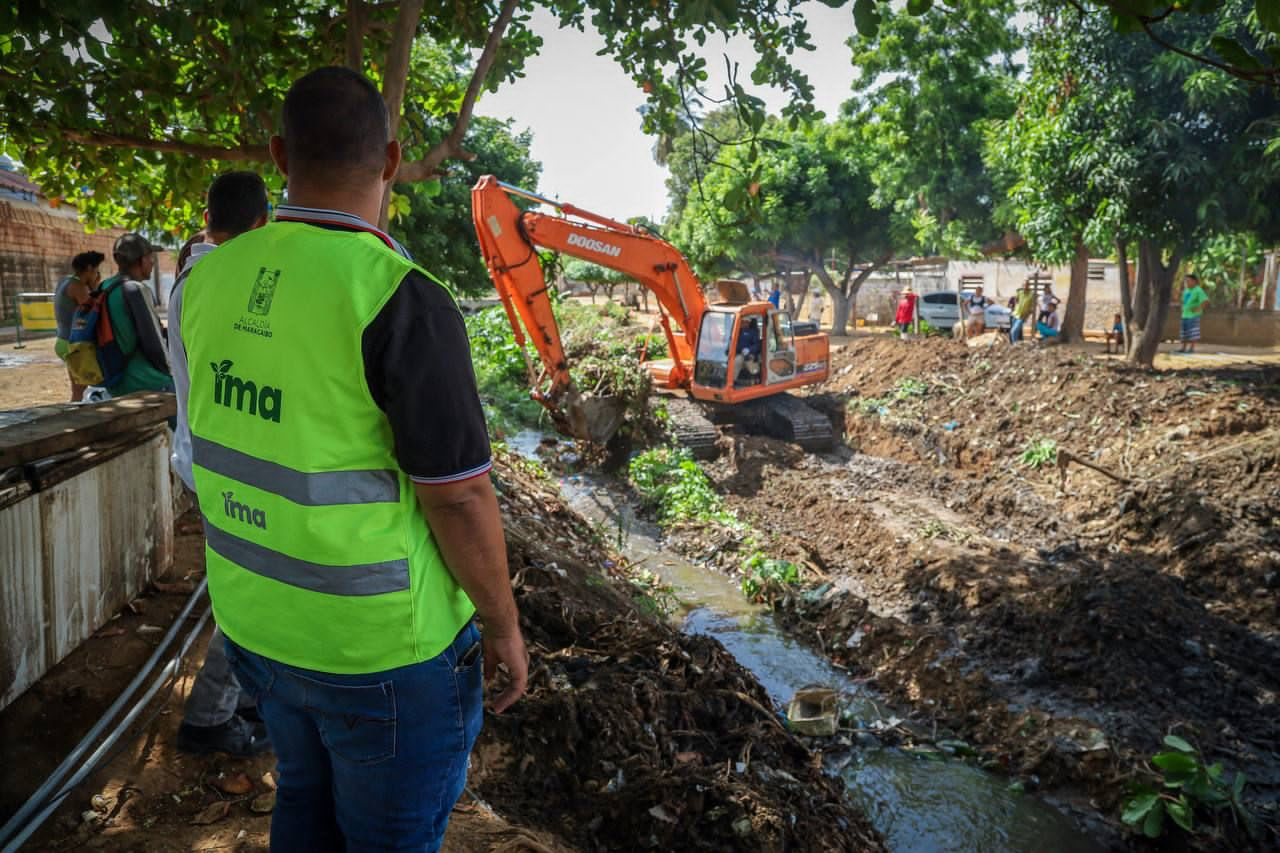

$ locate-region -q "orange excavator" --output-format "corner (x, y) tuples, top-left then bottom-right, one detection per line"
(471, 175), (833, 454)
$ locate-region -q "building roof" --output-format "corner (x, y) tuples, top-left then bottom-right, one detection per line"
(0, 168), (40, 198)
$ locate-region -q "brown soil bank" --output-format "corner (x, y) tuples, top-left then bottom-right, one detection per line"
(687, 337), (1278, 849)
(0, 453), (883, 852)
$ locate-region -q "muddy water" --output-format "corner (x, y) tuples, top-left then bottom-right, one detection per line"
(511, 433), (1101, 852)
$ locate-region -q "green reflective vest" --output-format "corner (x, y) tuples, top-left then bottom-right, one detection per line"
(182, 222), (474, 674)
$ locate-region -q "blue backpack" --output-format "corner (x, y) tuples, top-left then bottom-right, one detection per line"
(66, 277), (128, 387)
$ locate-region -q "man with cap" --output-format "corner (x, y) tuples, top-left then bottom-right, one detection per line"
(100, 233), (173, 394)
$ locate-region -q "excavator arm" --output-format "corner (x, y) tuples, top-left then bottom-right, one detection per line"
(471, 175), (708, 441)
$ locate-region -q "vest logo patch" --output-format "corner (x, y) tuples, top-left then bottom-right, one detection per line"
(222, 491), (267, 529)
(247, 267), (280, 316)
(210, 359), (283, 422)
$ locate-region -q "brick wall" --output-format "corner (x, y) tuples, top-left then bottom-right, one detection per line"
(0, 201), (175, 322)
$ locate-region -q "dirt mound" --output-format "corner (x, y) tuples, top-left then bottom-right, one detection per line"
(477, 452), (885, 852)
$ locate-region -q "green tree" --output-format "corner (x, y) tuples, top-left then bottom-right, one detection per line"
(0, 0), (837, 233)
(845, 0), (1021, 257)
(984, 35), (1138, 343)
(989, 1), (1280, 365)
(561, 257), (633, 303)
(391, 116), (540, 296)
(849, 0), (1280, 86)
(673, 118), (893, 335)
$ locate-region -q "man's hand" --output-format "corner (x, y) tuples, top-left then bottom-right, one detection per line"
(483, 626), (529, 714)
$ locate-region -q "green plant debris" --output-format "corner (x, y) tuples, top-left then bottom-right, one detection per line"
(740, 552), (800, 602)
(1019, 437), (1059, 469)
(627, 568), (679, 618)
(1121, 735), (1252, 839)
(628, 446), (740, 527)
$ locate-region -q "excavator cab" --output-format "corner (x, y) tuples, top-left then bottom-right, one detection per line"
(692, 307), (799, 400)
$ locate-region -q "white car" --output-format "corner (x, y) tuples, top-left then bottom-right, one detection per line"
(916, 291), (1013, 332)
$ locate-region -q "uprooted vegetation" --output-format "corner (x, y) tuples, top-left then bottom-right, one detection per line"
(466, 300), (660, 440)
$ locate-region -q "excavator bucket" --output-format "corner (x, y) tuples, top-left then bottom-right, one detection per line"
(558, 390), (628, 445)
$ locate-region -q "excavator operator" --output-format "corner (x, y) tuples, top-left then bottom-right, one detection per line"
(735, 317), (763, 387)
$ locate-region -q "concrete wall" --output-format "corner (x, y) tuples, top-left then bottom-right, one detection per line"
(1159, 307), (1280, 347)
(0, 430), (173, 710)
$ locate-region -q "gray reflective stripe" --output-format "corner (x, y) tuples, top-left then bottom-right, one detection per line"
(192, 435), (399, 506)
(204, 520), (409, 596)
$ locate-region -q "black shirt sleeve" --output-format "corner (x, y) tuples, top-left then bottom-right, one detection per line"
(362, 270), (491, 483)
(123, 281), (171, 373)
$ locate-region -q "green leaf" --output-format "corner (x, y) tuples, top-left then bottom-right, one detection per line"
(1258, 0), (1280, 36)
(1209, 36), (1262, 71)
(1167, 798), (1193, 832)
(1152, 751), (1199, 775)
(853, 0), (881, 38)
(1232, 772), (1246, 798)
(420, 178), (442, 198)
(1142, 801), (1166, 838)
(906, 0), (933, 14)
(1122, 792), (1158, 825)
(1162, 734), (1195, 753)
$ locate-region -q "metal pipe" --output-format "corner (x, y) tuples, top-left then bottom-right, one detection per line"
(1, 603), (213, 853)
(0, 578), (208, 847)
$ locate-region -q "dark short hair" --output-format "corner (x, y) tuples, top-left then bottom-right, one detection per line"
(207, 172), (269, 235)
(282, 67), (389, 183)
(72, 251), (105, 273)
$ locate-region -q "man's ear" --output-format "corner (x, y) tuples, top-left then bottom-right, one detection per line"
(269, 136), (289, 177)
(382, 139), (401, 183)
(253, 212), (269, 230)
(202, 210), (209, 227)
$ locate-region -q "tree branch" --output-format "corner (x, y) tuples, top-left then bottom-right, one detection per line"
(1137, 17), (1275, 85)
(400, 0), (519, 181)
(62, 130), (269, 162)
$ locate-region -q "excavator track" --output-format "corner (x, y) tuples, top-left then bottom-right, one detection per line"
(731, 393), (835, 452)
(664, 397), (720, 459)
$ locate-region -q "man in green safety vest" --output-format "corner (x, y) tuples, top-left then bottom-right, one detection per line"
(180, 67), (527, 851)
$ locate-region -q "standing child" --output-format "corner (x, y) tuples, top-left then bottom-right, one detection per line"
(1179, 274), (1209, 354)
(1105, 313), (1124, 354)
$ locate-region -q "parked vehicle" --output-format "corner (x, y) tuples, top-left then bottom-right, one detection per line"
(916, 291), (1013, 332)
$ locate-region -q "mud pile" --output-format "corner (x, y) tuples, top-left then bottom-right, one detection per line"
(475, 452), (886, 852)
(655, 337), (1280, 848)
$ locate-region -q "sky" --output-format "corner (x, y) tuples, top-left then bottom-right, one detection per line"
(475, 2), (858, 224)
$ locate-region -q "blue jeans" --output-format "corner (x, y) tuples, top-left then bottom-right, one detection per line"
(1010, 317), (1024, 343)
(225, 622), (483, 852)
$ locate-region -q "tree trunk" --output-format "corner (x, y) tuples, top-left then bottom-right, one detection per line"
(1128, 240), (1182, 367)
(345, 0), (365, 70)
(1238, 242), (1249, 308)
(1117, 238), (1133, 353)
(1060, 237), (1089, 343)
(813, 264), (851, 336)
(1133, 247), (1152, 331)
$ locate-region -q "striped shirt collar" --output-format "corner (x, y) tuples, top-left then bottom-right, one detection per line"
(273, 204), (412, 260)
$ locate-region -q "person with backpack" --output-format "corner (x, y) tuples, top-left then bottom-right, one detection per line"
(98, 233), (173, 394)
(170, 172), (272, 759)
(53, 251), (105, 400)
